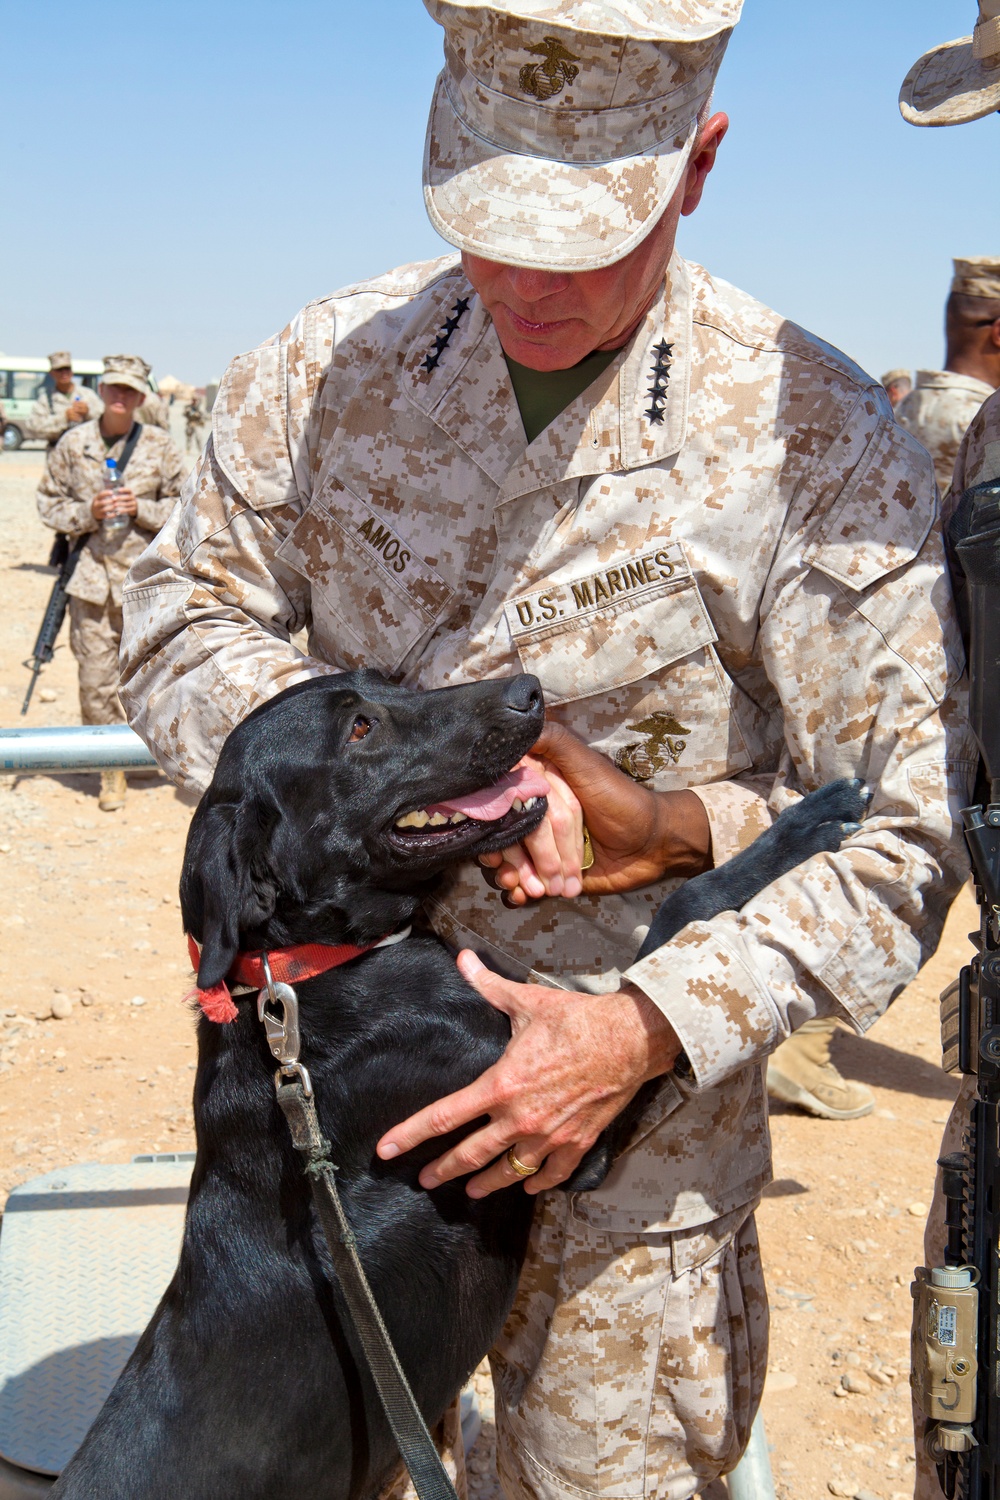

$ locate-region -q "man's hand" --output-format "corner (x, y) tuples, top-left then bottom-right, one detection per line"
(376, 949), (681, 1198)
(480, 720), (712, 904)
(66, 400), (88, 423)
(91, 487), (137, 520)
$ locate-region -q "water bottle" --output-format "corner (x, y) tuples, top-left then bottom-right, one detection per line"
(102, 457), (129, 537)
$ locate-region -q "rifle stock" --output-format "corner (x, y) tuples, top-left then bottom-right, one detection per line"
(913, 480), (1000, 1498)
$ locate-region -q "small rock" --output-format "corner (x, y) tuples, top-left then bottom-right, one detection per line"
(827, 1481), (858, 1497)
(79, 991), (96, 1007)
(845, 1352), (862, 1368)
(842, 1371), (873, 1394)
(868, 1369), (891, 1386)
(130, 995), (147, 1008)
(855, 1490), (883, 1500)
(0, 844), (11, 854)
(863, 1311), (884, 1324)
(38, 689), (57, 703)
(767, 1371), (797, 1391)
(908, 1202), (928, 1217)
(851, 1239), (869, 1255)
(833, 1385), (850, 1397)
(875, 1108), (896, 1120)
(50, 995), (73, 1020)
(161, 893), (173, 904)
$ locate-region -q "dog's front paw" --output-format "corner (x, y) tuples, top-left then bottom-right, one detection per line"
(777, 777), (869, 859)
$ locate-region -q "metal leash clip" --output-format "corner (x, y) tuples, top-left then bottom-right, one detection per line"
(257, 953), (313, 1098)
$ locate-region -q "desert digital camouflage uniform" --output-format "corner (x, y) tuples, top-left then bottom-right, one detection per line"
(120, 248), (973, 1495)
(26, 380), (103, 445)
(37, 418), (183, 723)
(896, 368), (994, 495)
(136, 391), (171, 431)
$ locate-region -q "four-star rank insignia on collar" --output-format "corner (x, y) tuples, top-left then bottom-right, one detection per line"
(421, 297), (471, 374)
(645, 340), (672, 426)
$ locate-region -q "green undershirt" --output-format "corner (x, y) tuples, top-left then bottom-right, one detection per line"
(504, 346), (619, 446)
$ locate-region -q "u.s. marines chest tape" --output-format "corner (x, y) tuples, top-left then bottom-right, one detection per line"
(503, 540), (719, 704)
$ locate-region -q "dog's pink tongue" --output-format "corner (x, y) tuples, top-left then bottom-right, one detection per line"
(429, 765), (550, 822)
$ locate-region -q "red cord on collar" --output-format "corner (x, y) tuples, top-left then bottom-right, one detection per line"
(185, 932), (389, 1024)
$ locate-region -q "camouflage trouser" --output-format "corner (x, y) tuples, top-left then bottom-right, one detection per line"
(913, 1065), (975, 1500)
(491, 1194), (767, 1500)
(68, 598), (125, 726)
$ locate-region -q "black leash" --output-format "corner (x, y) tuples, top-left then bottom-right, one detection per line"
(259, 960), (459, 1500)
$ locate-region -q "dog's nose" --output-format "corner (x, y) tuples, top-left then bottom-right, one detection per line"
(503, 675), (543, 715)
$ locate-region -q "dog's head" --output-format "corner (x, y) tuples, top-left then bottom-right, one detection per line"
(181, 671), (547, 990)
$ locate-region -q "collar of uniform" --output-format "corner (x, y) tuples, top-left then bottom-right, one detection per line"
(915, 368), (997, 399)
(493, 254), (692, 506)
(78, 418), (120, 464)
(402, 279), (526, 489)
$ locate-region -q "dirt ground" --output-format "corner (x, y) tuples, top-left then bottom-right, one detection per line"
(0, 446), (974, 1500)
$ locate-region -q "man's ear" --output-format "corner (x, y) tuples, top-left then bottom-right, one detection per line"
(180, 798), (279, 991)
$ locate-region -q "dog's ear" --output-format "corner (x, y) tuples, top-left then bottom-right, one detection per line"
(180, 798), (279, 991)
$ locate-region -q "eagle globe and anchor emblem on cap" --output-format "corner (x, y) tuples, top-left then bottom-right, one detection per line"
(519, 36), (581, 101)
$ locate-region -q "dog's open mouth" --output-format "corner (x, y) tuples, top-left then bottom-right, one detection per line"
(386, 764), (549, 855)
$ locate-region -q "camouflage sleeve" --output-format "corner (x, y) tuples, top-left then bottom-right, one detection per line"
(35, 440), (96, 536)
(120, 439), (332, 792)
(946, 388), (1000, 525)
(623, 416), (977, 1091)
(26, 394), (63, 443)
(134, 434), (186, 532)
(688, 776), (776, 862)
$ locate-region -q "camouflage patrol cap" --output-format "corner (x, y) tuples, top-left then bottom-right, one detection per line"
(952, 257), (1000, 299)
(881, 368), (911, 387)
(48, 351), (72, 371)
(899, 1), (1000, 126)
(422, 0), (742, 272)
(101, 353), (152, 396)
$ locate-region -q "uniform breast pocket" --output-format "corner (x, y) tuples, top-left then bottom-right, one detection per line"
(275, 478), (455, 674)
(505, 542), (753, 783)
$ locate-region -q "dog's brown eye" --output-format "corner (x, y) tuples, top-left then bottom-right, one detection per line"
(349, 716), (371, 743)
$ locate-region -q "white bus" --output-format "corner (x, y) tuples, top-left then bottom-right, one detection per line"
(0, 355), (104, 450)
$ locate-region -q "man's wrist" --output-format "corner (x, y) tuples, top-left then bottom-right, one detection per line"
(618, 981), (683, 1079)
(650, 788), (712, 877)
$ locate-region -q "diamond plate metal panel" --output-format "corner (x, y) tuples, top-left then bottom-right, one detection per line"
(0, 1158), (192, 1476)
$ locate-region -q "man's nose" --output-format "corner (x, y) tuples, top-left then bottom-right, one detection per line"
(504, 267), (570, 304)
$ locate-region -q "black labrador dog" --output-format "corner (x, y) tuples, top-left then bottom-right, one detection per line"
(52, 671), (865, 1500)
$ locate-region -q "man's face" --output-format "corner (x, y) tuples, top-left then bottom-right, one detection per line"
(462, 113), (728, 371)
(886, 380), (911, 408)
(98, 383), (146, 418)
(52, 367), (75, 395)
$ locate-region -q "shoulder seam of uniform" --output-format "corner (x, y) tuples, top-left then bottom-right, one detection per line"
(305, 258), (464, 313)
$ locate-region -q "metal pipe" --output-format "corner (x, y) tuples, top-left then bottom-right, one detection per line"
(727, 1410), (776, 1499)
(0, 725), (157, 775)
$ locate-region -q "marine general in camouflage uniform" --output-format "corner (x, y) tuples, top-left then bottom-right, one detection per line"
(26, 350), (103, 447)
(895, 258), (1000, 496)
(37, 354), (183, 811)
(120, 3), (973, 1495)
(899, 9), (1000, 1496)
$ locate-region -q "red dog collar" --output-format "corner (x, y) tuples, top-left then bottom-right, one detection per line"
(185, 931), (407, 1024)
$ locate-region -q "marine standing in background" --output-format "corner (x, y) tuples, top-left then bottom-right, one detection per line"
(26, 351), (103, 447)
(895, 257), (1000, 495)
(898, 6), (1000, 1496)
(881, 367), (912, 408)
(136, 390), (171, 431)
(36, 354), (183, 812)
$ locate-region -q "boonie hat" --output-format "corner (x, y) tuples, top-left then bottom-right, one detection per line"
(48, 351), (72, 371)
(422, 0), (742, 272)
(881, 368), (911, 387)
(101, 353), (152, 397)
(951, 256), (1000, 300)
(899, 1), (1000, 126)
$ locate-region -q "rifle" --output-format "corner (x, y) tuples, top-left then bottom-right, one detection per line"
(21, 534), (86, 715)
(911, 477), (1000, 1498)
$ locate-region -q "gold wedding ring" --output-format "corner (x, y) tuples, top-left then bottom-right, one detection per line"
(506, 1147), (540, 1178)
(581, 823), (595, 871)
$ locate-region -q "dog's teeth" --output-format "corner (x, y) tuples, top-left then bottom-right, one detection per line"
(428, 812), (448, 827)
(523, 797), (536, 809)
(449, 812), (468, 824)
(395, 809), (430, 828)
(511, 798), (523, 812)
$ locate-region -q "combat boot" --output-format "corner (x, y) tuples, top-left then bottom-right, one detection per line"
(98, 770), (127, 813)
(767, 1016), (874, 1120)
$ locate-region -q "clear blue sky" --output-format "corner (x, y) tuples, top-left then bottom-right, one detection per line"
(1, 1), (996, 385)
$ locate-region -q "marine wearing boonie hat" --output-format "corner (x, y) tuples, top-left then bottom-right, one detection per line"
(101, 353), (152, 397)
(899, 0), (1000, 126)
(48, 351), (73, 371)
(422, 0), (742, 272)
